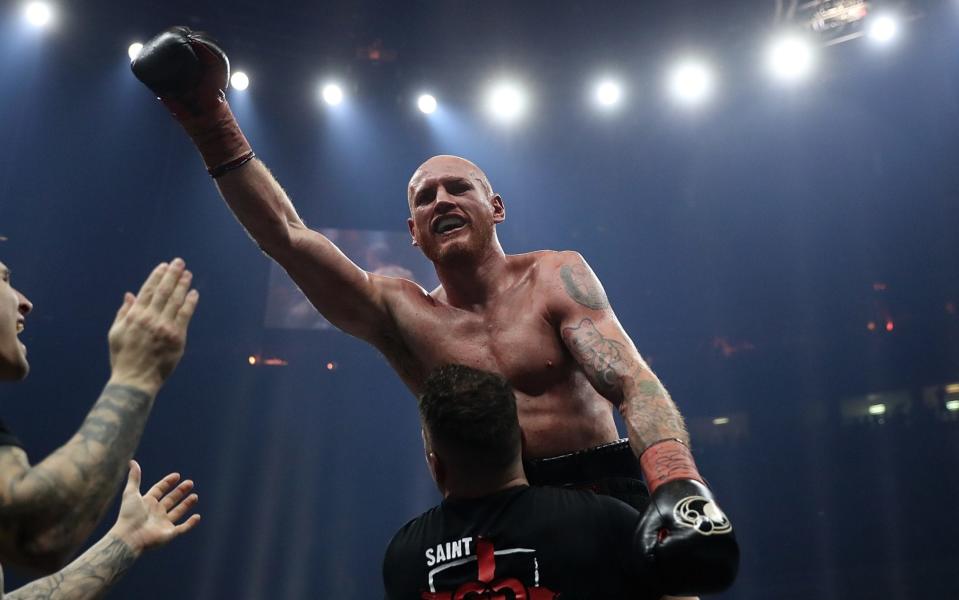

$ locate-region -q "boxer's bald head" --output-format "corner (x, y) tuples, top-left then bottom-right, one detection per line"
(406, 156), (505, 266)
(407, 155), (493, 207)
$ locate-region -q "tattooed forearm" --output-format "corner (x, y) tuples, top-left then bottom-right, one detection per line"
(7, 535), (137, 600)
(562, 318), (689, 448)
(560, 264), (609, 310)
(623, 379), (689, 449)
(0, 384), (154, 565)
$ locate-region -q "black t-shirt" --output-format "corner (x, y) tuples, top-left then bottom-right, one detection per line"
(383, 485), (658, 600)
(0, 417), (23, 448)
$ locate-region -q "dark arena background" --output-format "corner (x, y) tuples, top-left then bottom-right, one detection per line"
(2, 0), (959, 598)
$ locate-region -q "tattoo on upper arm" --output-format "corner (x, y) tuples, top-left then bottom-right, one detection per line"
(560, 264), (609, 310)
(563, 318), (689, 446)
(562, 318), (630, 394)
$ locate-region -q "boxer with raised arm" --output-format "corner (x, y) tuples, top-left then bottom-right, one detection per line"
(132, 29), (735, 592)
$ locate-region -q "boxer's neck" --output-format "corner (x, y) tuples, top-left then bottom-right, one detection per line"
(433, 238), (510, 309)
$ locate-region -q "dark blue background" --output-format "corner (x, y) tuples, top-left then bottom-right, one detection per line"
(1, 0), (958, 598)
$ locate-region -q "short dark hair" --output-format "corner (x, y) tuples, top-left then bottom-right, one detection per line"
(418, 365), (522, 472)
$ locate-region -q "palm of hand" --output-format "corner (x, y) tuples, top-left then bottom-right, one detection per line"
(113, 461), (200, 553)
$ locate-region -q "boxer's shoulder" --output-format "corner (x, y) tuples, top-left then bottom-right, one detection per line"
(506, 249), (585, 283)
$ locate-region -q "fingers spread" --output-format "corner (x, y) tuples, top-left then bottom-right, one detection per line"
(147, 472), (181, 502)
(167, 492), (199, 522)
(173, 513), (201, 537)
(160, 479), (195, 512)
(135, 262), (169, 308)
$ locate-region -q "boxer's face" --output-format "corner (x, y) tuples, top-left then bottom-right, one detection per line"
(407, 156), (504, 266)
(0, 261), (32, 381)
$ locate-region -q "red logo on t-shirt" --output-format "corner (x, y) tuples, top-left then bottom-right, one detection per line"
(421, 539), (558, 600)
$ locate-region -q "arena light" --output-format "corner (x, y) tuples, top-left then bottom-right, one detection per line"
(767, 36), (815, 82)
(594, 79), (623, 109)
(712, 417), (730, 426)
(24, 1), (52, 27)
(486, 81), (527, 122)
(868, 14), (899, 43)
(321, 83), (344, 106)
(946, 383), (959, 394)
(867, 403), (886, 416)
(946, 400), (959, 412)
(417, 93), (437, 114)
(668, 60), (713, 105)
(127, 43), (144, 62)
(230, 71), (250, 91)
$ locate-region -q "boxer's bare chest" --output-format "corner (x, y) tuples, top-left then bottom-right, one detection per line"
(379, 258), (620, 456)
(393, 275), (571, 396)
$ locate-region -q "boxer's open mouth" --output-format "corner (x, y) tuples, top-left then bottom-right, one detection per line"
(16, 320), (24, 334)
(433, 215), (467, 235)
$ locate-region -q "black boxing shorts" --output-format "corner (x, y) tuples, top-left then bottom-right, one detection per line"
(523, 438), (650, 514)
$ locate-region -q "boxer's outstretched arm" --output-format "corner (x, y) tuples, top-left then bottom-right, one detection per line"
(214, 160), (396, 342)
(551, 252), (689, 451)
(131, 28), (397, 344)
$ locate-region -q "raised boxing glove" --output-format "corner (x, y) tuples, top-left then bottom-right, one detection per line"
(132, 26), (253, 177)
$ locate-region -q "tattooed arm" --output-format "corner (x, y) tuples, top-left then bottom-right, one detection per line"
(4, 533), (137, 600)
(4, 462), (200, 600)
(0, 261), (199, 572)
(551, 252), (689, 451)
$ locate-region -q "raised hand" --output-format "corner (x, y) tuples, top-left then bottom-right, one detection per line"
(108, 258), (199, 395)
(5, 462), (200, 599)
(109, 460), (200, 555)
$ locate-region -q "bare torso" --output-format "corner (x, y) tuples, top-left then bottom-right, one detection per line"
(376, 250), (620, 458)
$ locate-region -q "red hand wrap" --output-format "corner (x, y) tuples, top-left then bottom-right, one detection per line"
(171, 99), (253, 177)
(639, 438), (704, 494)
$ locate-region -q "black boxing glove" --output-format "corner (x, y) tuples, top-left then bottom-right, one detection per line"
(637, 439), (739, 596)
(132, 26), (253, 177)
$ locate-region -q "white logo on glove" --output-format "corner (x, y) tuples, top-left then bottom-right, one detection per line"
(673, 495), (732, 536)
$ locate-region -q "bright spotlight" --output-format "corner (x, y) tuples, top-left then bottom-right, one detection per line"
(669, 61), (713, 105)
(594, 79), (623, 108)
(767, 36), (815, 82)
(321, 83), (344, 106)
(487, 82), (527, 122)
(230, 71), (250, 91)
(417, 94), (437, 114)
(127, 43), (144, 61)
(868, 15), (898, 43)
(24, 1), (52, 27)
